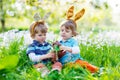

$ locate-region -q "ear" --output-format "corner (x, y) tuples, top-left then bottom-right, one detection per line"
(66, 6), (74, 19)
(74, 8), (85, 21)
(43, 12), (51, 20)
(33, 13), (41, 21)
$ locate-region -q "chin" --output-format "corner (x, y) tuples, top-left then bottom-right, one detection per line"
(62, 38), (67, 40)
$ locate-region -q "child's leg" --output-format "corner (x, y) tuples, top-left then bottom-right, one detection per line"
(34, 63), (45, 68)
(34, 63), (49, 77)
(52, 62), (62, 71)
(75, 59), (99, 73)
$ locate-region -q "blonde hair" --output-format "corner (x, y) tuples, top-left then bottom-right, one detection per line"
(60, 19), (78, 36)
(29, 20), (48, 39)
(60, 6), (85, 36)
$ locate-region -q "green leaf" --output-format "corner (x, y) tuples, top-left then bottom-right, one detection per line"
(0, 55), (19, 70)
(53, 45), (60, 52)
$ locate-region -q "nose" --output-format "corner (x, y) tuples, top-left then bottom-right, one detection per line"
(43, 35), (46, 38)
(42, 36), (46, 40)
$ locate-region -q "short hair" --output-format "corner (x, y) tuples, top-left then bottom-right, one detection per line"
(29, 21), (48, 38)
(60, 19), (78, 36)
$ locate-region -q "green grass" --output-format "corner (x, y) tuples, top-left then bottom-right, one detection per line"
(0, 38), (120, 80)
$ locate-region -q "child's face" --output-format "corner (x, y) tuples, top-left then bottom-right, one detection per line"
(34, 32), (46, 43)
(60, 26), (73, 40)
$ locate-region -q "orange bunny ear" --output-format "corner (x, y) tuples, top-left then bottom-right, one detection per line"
(66, 6), (74, 19)
(74, 8), (85, 21)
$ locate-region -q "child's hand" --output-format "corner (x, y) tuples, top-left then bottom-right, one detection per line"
(60, 45), (67, 52)
(46, 52), (55, 58)
(50, 51), (57, 62)
(50, 51), (56, 58)
(60, 45), (72, 53)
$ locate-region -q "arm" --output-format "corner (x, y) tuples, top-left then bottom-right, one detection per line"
(60, 46), (80, 54)
(59, 39), (80, 54)
(28, 52), (54, 62)
(27, 44), (54, 62)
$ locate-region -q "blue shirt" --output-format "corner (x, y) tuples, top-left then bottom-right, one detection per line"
(59, 38), (83, 65)
(26, 40), (51, 64)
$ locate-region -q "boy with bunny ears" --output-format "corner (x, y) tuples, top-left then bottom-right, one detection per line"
(26, 13), (62, 77)
(57, 6), (99, 73)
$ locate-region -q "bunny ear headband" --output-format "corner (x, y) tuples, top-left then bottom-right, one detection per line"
(31, 12), (51, 34)
(66, 6), (85, 22)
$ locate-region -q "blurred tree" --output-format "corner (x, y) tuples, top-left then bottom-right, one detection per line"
(0, 0), (113, 32)
(0, 0), (5, 31)
(90, 0), (109, 9)
(0, 0), (15, 31)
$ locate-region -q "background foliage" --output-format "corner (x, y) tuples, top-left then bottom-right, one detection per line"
(0, 0), (120, 80)
(0, 0), (120, 32)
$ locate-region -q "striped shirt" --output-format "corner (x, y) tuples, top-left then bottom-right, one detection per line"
(26, 40), (51, 64)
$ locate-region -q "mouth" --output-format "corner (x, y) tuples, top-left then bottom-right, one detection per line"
(41, 38), (45, 42)
(61, 35), (66, 38)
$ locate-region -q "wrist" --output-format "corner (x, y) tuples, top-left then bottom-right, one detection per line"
(66, 47), (72, 52)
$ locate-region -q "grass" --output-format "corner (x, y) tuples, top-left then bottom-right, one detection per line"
(0, 38), (120, 80)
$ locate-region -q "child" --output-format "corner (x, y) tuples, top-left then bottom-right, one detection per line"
(26, 13), (62, 77)
(58, 6), (98, 73)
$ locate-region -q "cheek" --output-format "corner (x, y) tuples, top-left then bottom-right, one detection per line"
(68, 32), (73, 36)
(44, 36), (46, 39)
(37, 36), (41, 39)
(60, 31), (62, 35)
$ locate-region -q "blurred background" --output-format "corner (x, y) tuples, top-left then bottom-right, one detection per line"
(0, 0), (120, 33)
(0, 1), (120, 80)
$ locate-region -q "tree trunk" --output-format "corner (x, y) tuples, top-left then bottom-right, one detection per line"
(0, 0), (6, 31)
(1, 19), (5, 31)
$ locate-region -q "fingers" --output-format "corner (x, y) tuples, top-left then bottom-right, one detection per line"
(60, 46), (66, 51)
(48, 52), (55, 58)
(46, 53), (52, 58)
(62, 50), (66, 53)
(59, 46), (64, 50)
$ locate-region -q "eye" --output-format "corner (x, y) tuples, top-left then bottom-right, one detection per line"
(66, 30), (69, 33)
(60, 29), (64, 32)
(38, 35), (42, 36)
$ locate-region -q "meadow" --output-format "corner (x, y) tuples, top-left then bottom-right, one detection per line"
(0, 0), (120, 80)
(0, 30), (120, 80)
